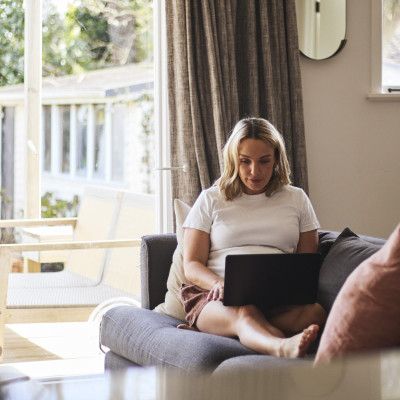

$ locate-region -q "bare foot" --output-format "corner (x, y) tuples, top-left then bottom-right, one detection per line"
(278, 324), (319, 358)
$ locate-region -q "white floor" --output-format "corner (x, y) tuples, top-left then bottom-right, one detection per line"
(3, 321), (105, 380)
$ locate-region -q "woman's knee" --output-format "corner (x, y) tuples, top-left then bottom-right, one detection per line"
(235, 304), (269, 330)
(311, 303), (327, 326)
(297, 303), (327, 329)
(235, 304), (285, 338)
(237, 304), (263, 321)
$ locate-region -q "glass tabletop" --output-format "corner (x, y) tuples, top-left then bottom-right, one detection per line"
(3, 348), (400, 399)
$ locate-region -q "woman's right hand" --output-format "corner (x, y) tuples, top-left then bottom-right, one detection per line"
(207, 279), (224, 302)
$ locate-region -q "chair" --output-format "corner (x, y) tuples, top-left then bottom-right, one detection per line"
(100, 191), (156, 296)
(0, 186), (155, 325)
(0, 248), (11, 363)
(0, 186), (157, 362)
(81, 191), (156, 324)
(7, 185), (124, 289)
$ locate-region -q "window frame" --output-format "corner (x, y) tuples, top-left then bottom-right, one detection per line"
(41, 103), (124, 184)
(154, 0), (173, 233)
(24, 0), (171, 232)
(368, 0), (400, 101)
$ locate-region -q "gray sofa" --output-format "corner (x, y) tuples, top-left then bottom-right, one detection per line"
(99, 228), (386, 373)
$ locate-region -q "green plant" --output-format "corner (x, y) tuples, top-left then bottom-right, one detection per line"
(41, 192), (80, 218)
(0, 0), (24, 86)
(40, 192), (80, 272)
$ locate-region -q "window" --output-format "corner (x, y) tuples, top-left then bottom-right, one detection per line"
(43, 105), (52, 172)
(41, 102), (130, 184)
(60, 106), (71, 174)
(37, 0), (156, 197)
(1, 0), (171, 230)
(93, 105), (106, 180)
(382, 0), (400, 92)
(370, 0), (400, 97)
(76, 105), (88, 177)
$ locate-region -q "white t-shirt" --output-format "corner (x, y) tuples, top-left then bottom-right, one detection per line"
(183, 185), (320, 278)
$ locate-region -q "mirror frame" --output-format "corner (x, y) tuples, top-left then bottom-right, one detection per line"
(296, 0), (347, 61)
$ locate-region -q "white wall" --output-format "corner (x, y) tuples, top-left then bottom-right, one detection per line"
(301, 0), (400, 239)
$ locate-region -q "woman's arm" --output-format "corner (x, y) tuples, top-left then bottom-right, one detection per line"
(296, 229), (318, 253)
(183, 227), (224, 300)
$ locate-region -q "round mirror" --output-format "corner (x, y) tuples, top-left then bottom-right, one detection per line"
(295, 0), (347, 60)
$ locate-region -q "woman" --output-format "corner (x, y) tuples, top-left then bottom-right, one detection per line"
(180, 117), (327, 358)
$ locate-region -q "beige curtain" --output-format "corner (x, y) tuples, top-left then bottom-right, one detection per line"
(166, 0), (308, 206)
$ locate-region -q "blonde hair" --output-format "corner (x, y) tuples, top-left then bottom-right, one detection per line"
(217, 117), (291, 200)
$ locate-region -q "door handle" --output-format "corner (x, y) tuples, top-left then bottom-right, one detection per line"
(156, 164), (187, 172)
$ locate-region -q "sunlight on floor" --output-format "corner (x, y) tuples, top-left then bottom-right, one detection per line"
(9, 357), (105, 380)
(7, 321), (101, 358)
(3, 321), (105, 380)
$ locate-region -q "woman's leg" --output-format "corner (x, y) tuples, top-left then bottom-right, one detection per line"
(196, 301), (319, 358)
(268, 303), (327, 337)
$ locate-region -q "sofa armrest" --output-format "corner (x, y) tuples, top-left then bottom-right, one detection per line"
(140, 234), (178, 310)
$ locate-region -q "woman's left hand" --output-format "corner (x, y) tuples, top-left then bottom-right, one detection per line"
(207, 279), (224, 302)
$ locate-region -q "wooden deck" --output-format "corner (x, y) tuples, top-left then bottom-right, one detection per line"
(1, 321), (105, 379)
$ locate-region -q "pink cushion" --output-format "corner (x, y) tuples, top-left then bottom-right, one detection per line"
(315, 224), (400, 365)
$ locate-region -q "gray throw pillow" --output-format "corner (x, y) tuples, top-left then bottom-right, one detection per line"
(317, 227), (382, 313)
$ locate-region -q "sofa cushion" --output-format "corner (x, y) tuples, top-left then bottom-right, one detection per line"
(101, 305), (256, 372)
(213, 354), (310, 375)
(154, 199), (191, 321)
(317, 230), (339, 261)
(317, 227), (382, 313)
(315, 224), (400, 364)
(140, 234), (178, 310)
(104, 351), (140, 370)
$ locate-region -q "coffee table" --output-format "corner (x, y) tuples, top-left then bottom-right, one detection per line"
(2, 348), (400, 399)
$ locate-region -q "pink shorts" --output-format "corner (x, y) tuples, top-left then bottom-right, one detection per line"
(179, 284), (290, 327)
(179, 284), (211, 326)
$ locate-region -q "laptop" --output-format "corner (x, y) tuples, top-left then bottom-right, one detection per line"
(223, 253), (322, 314)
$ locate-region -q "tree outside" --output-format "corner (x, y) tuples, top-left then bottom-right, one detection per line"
(1, 0), (153, 85)
(0, 0), (25, 86)
(1, 0), (154, 209)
